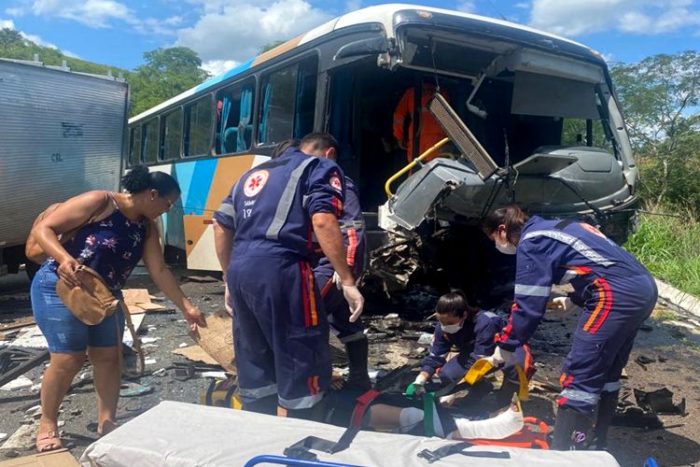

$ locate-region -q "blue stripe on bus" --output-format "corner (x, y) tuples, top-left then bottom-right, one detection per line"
(185, 159), (218, 215)
(194, 58), (255, 93)
(174, 161), (197, 214)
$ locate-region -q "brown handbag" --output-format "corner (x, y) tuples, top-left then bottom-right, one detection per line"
(56, 266), (145, 374)
(25, 192), (111, 264)
(55, 265), (119, 325)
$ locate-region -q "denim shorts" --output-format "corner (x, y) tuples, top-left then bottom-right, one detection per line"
(31, 264), (125, 353)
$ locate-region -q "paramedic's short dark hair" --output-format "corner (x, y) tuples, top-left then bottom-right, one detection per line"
(271, 139), (299, 159)
(300, 133), (339, 153)
(435, 291), (475, 318)
(122, 165), (181, 197)
(482, 204), (529, 245)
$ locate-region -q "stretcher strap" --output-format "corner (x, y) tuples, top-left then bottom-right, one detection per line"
(417, 441), (511, 463)
(423, 392), (435, 437)
(350, 389), (380, 428)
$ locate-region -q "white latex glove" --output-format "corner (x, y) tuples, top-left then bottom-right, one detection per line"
(332, 271), (343, 290)
(547, 296), (578, 318)
(487, 346), (514, 367)
(342, 284), (364, 322)
(224, 285), (233, 316)
(414, 373), (429, 385)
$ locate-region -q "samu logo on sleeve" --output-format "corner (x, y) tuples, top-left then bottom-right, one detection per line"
(329, 173), (342, 192)
(243, 170), (269, 197)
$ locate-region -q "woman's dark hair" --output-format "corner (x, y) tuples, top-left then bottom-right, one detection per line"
(435, 290), (477, 319)
(122, 165), (181, 197)
(481, 204), (529, 245)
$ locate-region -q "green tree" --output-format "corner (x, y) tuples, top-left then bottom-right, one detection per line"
(611, 51), (700, 210)
(129, 47), (210, 116)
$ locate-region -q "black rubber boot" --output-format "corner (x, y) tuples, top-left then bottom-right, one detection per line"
(242, 395), (278, 415)
(593, 391), (619, 450)
(346, 337), (371, 390)
(551, 407), (595, 450)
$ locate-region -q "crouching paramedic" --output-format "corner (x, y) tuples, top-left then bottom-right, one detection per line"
(213, 144), (364, 419)
(301, 133), (371, 390)
(407, 291), (533, 406)
(481, 204), (657, 450)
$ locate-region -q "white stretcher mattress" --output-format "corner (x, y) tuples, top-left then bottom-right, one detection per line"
(79, 401), (620, 467)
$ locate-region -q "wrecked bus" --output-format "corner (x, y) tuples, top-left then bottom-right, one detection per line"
(126, 4), (638, 309)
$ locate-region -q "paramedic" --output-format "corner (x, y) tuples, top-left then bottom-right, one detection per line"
(213, 138), (364, 419)
(407, 291), (533, 407)
(481, 204), (657, 450)
(303, 133), (371, 390)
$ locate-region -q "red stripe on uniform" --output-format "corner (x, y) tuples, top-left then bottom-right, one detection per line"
(306, 267), (318, 327)
(589, 278), (614, 333)
(299, 262), (311, 328)
(346, 228), (358, 267)
(331, 198), (343, 217)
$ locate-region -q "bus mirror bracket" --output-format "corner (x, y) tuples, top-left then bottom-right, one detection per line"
(333, 37), (392, 61)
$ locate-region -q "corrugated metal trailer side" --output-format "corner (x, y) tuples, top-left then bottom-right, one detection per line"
(0, 59), (128, 274)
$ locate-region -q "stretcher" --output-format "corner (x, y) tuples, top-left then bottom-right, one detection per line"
(79, 401), (620, 466)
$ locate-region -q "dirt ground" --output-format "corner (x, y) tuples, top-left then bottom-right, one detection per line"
(1, 267), (699, 466)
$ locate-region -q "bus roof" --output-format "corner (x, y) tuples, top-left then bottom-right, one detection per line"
(129, 3), (599, 124)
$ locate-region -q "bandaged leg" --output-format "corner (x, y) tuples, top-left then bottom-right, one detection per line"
(451, 404), (524, 440)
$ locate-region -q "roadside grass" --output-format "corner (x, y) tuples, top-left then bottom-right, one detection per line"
(625, 210), (700, 297)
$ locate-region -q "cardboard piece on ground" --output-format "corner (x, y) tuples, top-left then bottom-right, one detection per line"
(121, 289), (170, 314)
(187, 310), (235, 373)
(0, 449), (79, 467)
(172, 345), (219, 366)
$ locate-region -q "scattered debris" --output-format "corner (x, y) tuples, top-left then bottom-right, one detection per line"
(0, 421), (39, 451)
(417, 332), (433, 345)
(152, 368), (167, 377)
(122, 289), (171, 314)
(0, 433), (7, 442)
(635, 355), (656, 371)
(8, 328), (48, 349)
(634, 388), (687, 415)
(120, 382), (154, 398)
(182, 275), (219, 284)
(1, 375), (32, 391)
(144, 358), (157, 365)
(0, 448), (80, 466)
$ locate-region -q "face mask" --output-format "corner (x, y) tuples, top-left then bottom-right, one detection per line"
(495, 241), (517, 255)
(440, 320), (464, 334)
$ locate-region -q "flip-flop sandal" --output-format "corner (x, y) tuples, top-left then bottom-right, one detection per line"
(36, 430), (62, 453)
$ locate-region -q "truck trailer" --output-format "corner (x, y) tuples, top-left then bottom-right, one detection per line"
(0, 58), (128, 277)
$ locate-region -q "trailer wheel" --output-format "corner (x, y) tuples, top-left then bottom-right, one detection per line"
(25, 262), (40, 281)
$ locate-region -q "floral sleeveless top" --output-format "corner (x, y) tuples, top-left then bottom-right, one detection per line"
(48, 201), (147, 291)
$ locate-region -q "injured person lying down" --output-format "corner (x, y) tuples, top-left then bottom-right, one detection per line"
(312, 386), (530, 442)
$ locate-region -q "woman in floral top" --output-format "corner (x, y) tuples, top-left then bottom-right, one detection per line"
(30, 165), (206, 452)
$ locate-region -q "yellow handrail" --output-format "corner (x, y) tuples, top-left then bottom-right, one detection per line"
(384, 137), (451, 198)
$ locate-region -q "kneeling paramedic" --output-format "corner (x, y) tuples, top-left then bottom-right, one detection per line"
(213, 143), (364, 419)
(481, 204), (657, 450)
(407, 291), (533, 407)
(301, 133), (371, 390)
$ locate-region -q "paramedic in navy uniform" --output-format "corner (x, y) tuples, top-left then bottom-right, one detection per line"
(213, 137), (364, 419)
(301, 133), (371, 390)
(481, 204), (657, 450)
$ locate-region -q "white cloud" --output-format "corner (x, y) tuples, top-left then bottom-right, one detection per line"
(530, 0), (700, 36)
(456, 1), (476, 13)
(345, 0), (362, 13)
(176, 0), (332, 63)
(29, 0), (132, 28)
(201, 59), (239, 76)
(0, 17), (58, 49)
(515, 2), (530, 9)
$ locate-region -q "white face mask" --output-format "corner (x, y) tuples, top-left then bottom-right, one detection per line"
(440, 320), (464, 334)
(495, 241), (517, 255)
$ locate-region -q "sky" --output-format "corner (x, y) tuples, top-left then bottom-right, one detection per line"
(1, 0), (699, 75)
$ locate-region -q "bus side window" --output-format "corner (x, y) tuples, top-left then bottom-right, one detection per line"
(142, 118), (159, 164)
(129, 126), (142, 165)
(294, 57), (318, 138)
(259, 65), (298, 145)
(184, 95), (214, 157)
(216, 81), (254, 154)
(160, 108), (183, 160)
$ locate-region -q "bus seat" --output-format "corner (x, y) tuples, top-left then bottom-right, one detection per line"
(223, 127), (239, 154)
